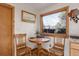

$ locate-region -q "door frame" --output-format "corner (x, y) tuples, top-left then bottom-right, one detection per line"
(0, 3), (14, 56)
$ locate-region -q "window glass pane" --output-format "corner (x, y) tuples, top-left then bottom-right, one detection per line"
(43, 11), (66, 33)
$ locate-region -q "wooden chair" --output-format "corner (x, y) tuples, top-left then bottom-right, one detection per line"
(49, 37), (65, 56)
(15, 34), (32, 56)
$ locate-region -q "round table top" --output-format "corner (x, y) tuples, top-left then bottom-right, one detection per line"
(29, 38), (50, 44)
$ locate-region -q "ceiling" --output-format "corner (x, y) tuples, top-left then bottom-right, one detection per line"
(23, 3), (56, 12)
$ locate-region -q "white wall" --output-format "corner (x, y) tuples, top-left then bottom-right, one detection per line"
(12, 3), (38, 38)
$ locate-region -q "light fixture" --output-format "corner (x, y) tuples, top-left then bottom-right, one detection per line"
(68, 8), (79, 23)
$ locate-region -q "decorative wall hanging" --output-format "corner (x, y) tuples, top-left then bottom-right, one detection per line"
(22, 10), (36, 23)
(68, 8), (79, 23)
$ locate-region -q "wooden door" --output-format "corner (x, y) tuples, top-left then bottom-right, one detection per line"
(0, 4), (14, 56)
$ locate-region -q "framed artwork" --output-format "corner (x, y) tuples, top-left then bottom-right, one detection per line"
(21, 10), (36, 23)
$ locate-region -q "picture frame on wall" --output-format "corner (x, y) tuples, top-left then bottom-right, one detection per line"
(21, 10), (36, 23)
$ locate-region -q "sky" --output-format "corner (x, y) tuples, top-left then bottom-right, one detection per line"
(43, 11), (66, 27)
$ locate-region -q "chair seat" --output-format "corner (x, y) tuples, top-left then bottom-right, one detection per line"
(49, 46), (64, 56)
(54, 43), (64, 48)
(50, 46), (64, 52)
(54, 43), (64, 50)
(55, 52), (64, 56)
(49, 52), (56, 56)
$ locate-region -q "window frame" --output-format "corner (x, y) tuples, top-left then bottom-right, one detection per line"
(40, 6), (69, 38)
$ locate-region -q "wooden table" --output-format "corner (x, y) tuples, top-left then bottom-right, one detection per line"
(29, 38), (50, 55)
